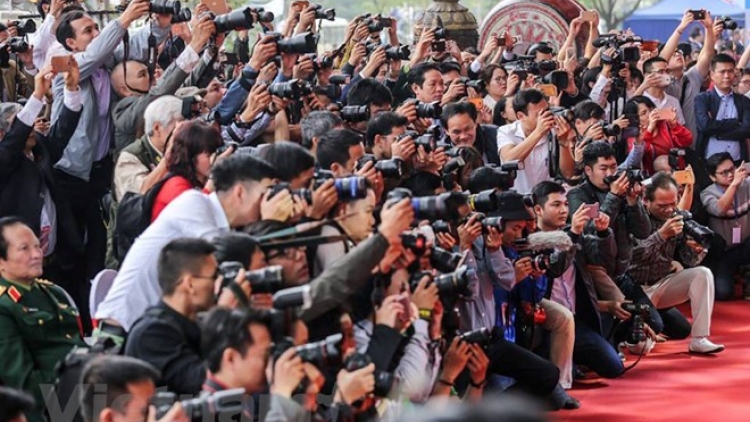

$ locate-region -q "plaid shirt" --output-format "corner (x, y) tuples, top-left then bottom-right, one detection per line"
(629, 214), (703, 286)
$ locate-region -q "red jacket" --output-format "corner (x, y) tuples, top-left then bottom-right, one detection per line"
(151, 176), (195, 222)
(628, 121), (692, 174)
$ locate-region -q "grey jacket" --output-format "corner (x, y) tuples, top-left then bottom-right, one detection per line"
(567, 180), (651, 278)
(51, 20), (170, 181)
(112, 60), (190, 153)
(301, 233), (390, 322)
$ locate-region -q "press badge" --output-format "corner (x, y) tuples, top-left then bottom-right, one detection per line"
(733, 226), (742, 244)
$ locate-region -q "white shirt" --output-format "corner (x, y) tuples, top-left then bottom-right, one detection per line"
(643, 90), (686, 125)
(95, 190), (231, 331)
(496, 120), (550, 194)
(552, 265), (577, 314)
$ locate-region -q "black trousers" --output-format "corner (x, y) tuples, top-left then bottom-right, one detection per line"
(53, 158), (113, 334)
(455, 329), (559, 399)
(613, 274), (691, 340)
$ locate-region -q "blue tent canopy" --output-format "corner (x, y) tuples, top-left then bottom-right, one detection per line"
(624, 0), (745, 42)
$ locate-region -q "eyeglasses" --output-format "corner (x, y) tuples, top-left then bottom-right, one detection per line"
(716, 167), (736, 177)
(191, 273), (216, 281)
(267, 247), (305, 261)
(649, 68), (669, 74)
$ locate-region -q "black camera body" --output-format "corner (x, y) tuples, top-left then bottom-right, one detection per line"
(344, 353), (396, 398)
(601, 122), (621, 137)
(171, 8), (192, 23)
(515, 238), (555, 272)
(401, 232), (427, 256)
(313, 4), (336, 21)
(295, 333), (344, 367)
(622, 303), (650, 345)
(719, 16), (738, 30)
(217, 261), (284, 294)
(459, 327), (493, 348)
(270, 31), (319, 55)
(268, 79), (313, 100)
(356, 155), (404, 179)
(10, 19), (37, 37)
(430, 246), (462, 273)
(7, 37), (29, 54)
(409, 265), (474, 299)
(268, 182), (313, 204)
(604, 168), (649, 185)
(152, 389), (245, 422)
(674, 209), (714, 246)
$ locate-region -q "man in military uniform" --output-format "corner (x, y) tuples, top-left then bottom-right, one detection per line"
(0, 217), (85, 422)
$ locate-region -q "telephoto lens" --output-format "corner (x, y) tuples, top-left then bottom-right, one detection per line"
(458, 327), (493, 348)
(170, 8), (191, 23)
(313, 4), (336, 20)
(149, 0), (180, 15)
(294, 333), (344, 367)
(277, 32), (319, 55)
(430, 246), (462, 273)
(213, 7), (255, 32)
(415, 101), (442, 119)
(268, 79), (313, 100)
(341, 105), (369, 123)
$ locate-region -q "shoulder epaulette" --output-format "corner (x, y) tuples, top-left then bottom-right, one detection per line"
(36, 278), (54, 286)
(0, 286), (6, 297)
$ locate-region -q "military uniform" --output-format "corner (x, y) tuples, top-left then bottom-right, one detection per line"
(0, 277), (85, 422)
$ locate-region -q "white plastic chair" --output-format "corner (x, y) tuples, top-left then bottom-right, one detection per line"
(89, 269), (117, 317)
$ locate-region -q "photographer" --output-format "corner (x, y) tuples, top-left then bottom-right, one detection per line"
(531, 181), (625, 379)
(632, 58), (686, 125)
(344, 78), (394, 133)
(491, 193), (577, 402)
(497, 89), (576, 194)
(110, 13), (215, 153)
(455, 211), (563, 404)
(365, 112), (416, 162)
(623, 96), (692, 174)
(96, 154), (277, 332)
(630, 172), (724, 354)
(441, 102), (501, 166)
(570, 101), (641, 168)
(80, 355), (188, 422)
(408, 62), (444, 105)
(700, 153), (750, 300)
(124, 238), (251, 395)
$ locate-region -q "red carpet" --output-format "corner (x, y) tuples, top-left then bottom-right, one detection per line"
(554, 301), (750, 422)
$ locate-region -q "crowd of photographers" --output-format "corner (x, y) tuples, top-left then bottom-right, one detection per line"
(1, 1), (750, 421)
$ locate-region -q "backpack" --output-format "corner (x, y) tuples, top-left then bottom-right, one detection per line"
(112, 174), (174, 262)
(47, 337), (122, 422)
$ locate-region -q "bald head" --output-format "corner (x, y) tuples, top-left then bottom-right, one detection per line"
(653, 155), (672, 173)
(111, 61), (151, 98)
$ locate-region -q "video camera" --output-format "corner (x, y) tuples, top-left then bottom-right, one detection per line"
(217, 262), (284, 294)
(313, 170), (369, 201)
(505, 55), (557, 80)
(515, 238), (556, 272)
(387, 188), (467, 221)
(152, 389), (245, 422)
(594, 34), (642, 67)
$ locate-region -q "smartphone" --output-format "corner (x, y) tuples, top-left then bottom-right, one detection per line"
(581, 10), (597, 22)
(51, 55), (73, 73)
(468, 97), (484, 112)
(690, 9), (705, 20)
(641, 40), (659, 52)
(673, 170), (695, 185)
(745, 162), (750, 172)
(623, 126), (640, 139)
(538, 84), (558, 98)
(398, 295), (412, 324)
(223, 52), (239, 65)
(291, 0), (309, 11)
(201, 0), (229, 15)
(656, 108), (676, 122)
(584, 203), (599, 219)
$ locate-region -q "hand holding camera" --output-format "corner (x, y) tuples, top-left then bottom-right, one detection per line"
(411, 275), (439, 311)
(440, 337), (471, 383)
(467, 343), (489, 387)
(658, 214), (684, 240)
(270, 348), (306, 398)
(375, 294), (406, 329)
(533, 110), (556, 139)
(261, 186), (294, 222)
(335, 363), (375, 405)
(189, 14), (216, 52)
(147, 402), (189, 422)
(457, 214), (482, 252)
(379, 198), (414, 244)
(216, 267), (252, 308)
(249, 35), (279, 71)
(514, 256), (534, 283)
(118, 0), (152, 28)
(606, 300), (633, 320)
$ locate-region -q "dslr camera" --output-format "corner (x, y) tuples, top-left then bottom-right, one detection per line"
(268, 79), (313, 100)
(268, 31), (319, 55)
(515, 238), (556, 272)
(356, 154), (404, 179)
(8, 19), (37, 37)
(341, 104), (369, 123)
(604, 168), (649, 185)
(268, 182), (313, 204)
(313, 3), (336, 20)
(387, 188), (467, 221)
(459, 327), (493, 348)
(344, 353), (397, 398)
(117, 0), (180, 15)
(674, 209), (714, 246)
(409, 265), (474, 299)
(622, 303), (650, 345)
(152, 389), (245, 422)
(217, 261), (284, 294)
(313, 170), (369, 201)
(414, 101), (442, 119)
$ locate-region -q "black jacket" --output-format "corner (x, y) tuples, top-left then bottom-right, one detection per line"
(0, 104), (83, 261)
(694, 89), (750, 160)
(124, 301), (205, 395)
(476, 124), (502, 166)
